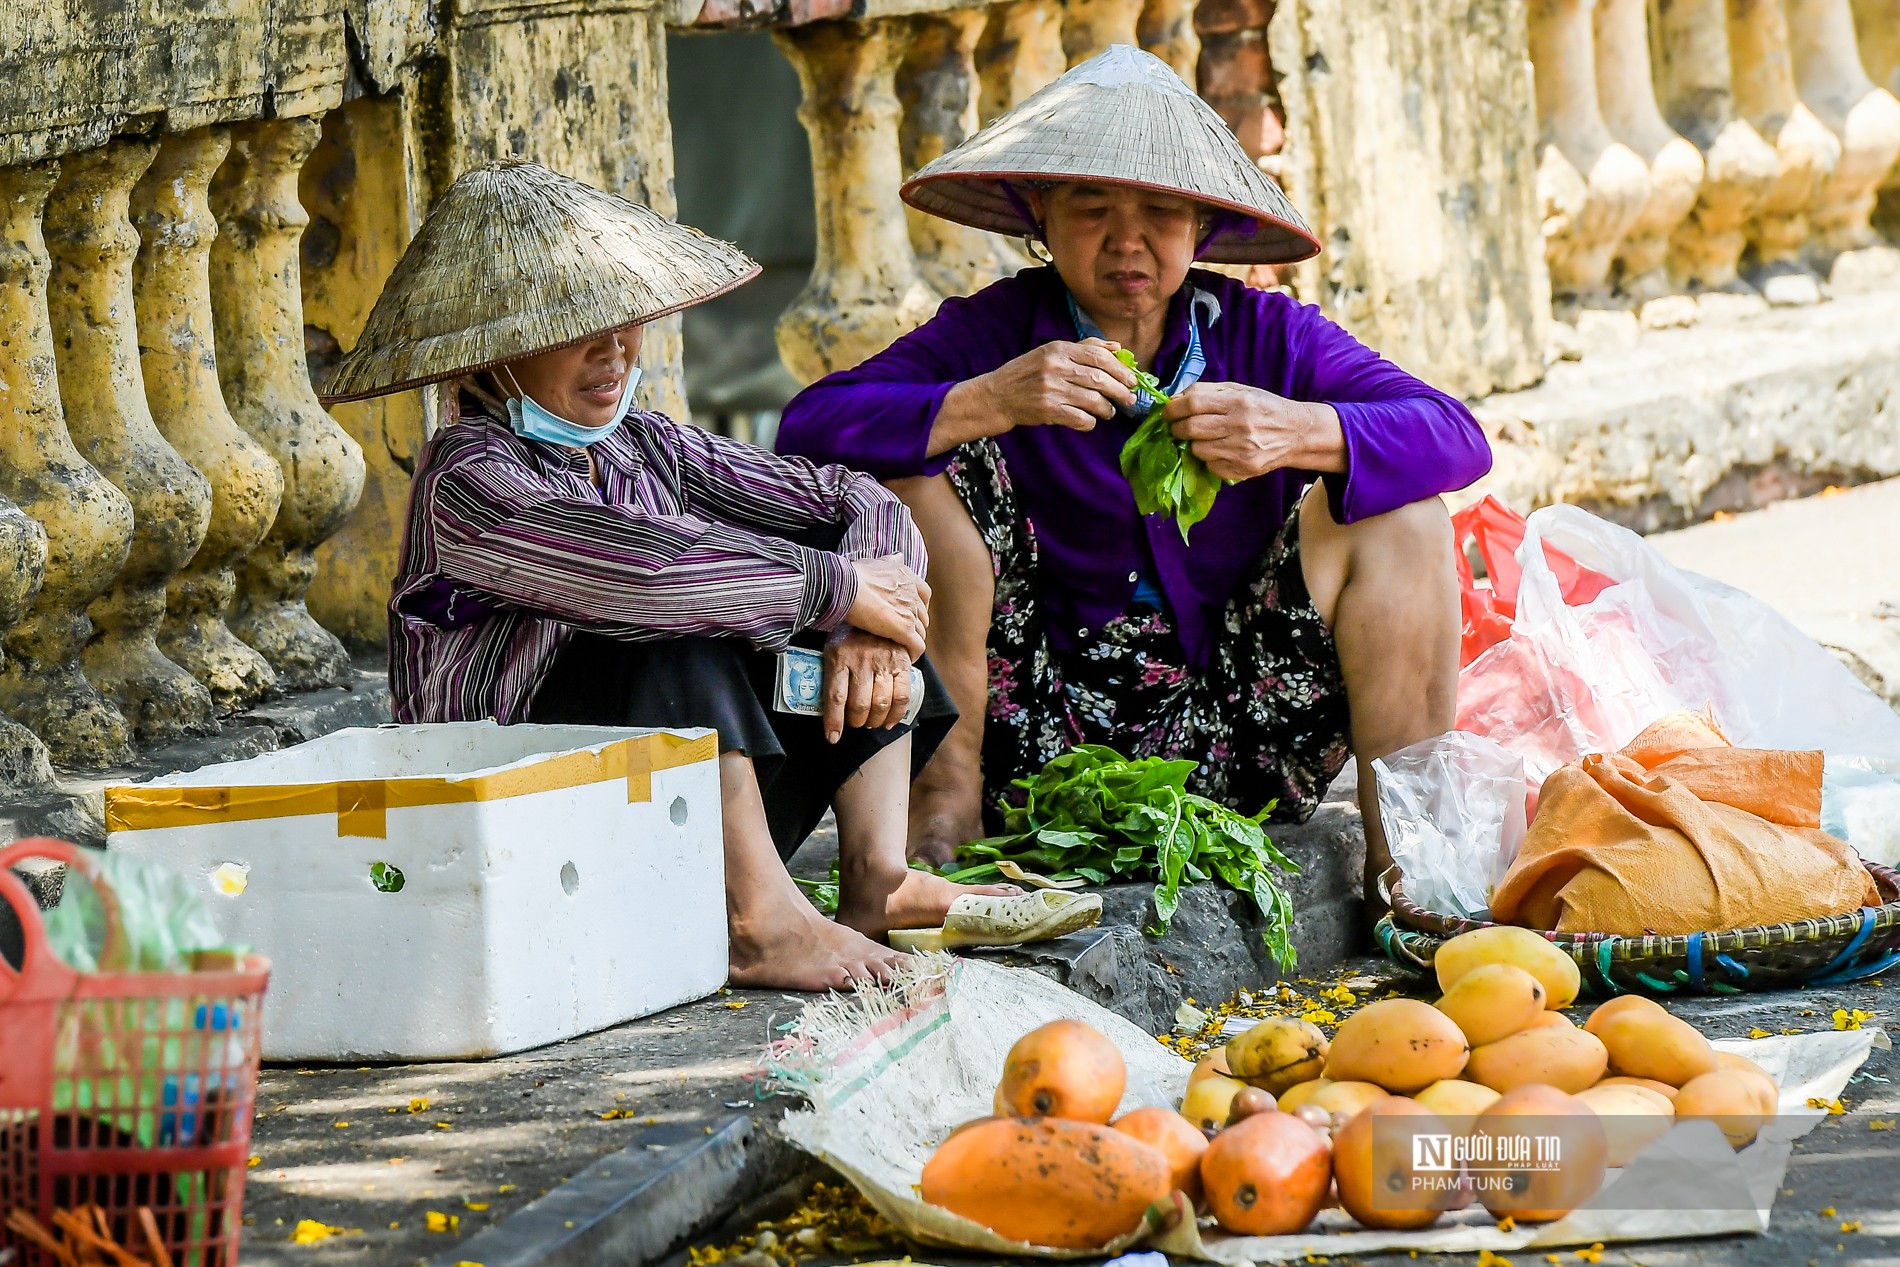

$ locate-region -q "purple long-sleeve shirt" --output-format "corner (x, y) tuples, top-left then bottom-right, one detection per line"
(777, 266), (1491, 668)
(390, 406), (923, 725)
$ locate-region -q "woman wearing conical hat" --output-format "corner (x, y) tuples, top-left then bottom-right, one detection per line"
(778, 47), (1492, 911)
(323, 160), (1023, 992)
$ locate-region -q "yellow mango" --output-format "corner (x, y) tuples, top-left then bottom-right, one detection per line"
(1674, 1070), (1769, 1148)
(1594, 1009), (1717, 1087)
(1464, 1024), (1609, 1095)
(1433, 926), (1581, 1010)
(1180, 1075), (1249, 1133)
(1275, 1078), (1331, 1113)
(1225, 1017), (1330, 1095)
(1593, 1075), (1679, 1103)
(1712, 1052), (1780, 1114)
(1309, 1080), (1391, 1120)
(1583, 994), (1668, 1037)
(1521, 1010), (1576, 1030)
(1576, 1084), (1676, 1165)
(1324, 999), (1470, 1094)
(1414, 1078), (1501, 1135)
(1435, 963), (1547, 1047)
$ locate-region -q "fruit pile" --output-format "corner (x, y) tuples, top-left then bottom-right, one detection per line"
(919, 926), (1782, 1250)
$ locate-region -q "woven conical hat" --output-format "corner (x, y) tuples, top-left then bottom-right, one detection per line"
(322, 160), (759, 402)
(901, 45), (1318, 266)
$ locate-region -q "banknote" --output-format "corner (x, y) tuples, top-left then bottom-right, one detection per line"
(774, 646), (924, 726)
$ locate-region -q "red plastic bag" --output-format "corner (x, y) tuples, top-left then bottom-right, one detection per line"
(1452, 497), (1616, 666)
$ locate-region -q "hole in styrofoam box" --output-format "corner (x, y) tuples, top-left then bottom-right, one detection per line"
(560, 861), (580, 896)
(370, 862), (406, 893)
(211, 862), (249, 896)
(670, 796), (689, 826)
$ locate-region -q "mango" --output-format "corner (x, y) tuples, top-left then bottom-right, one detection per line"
(1434, 926), (1581, 1010)
(1583, 995), (1667, 1037)
(1226, 1017), (1330, 1095)
(1594, 1009), (1717, 1087)
(1189, 1047), (1235, 1088)
(1436, 964), (1547, 1047)
(1464, 1024), (1609, 1095)
(1309, 1080), (1392, 1120)
(1275, 1078), (1332, 1113)
(1576, 1085), (1676, 1166)
(997, 1019), (1127, 1122)
(1594, 1075), (1679, 1103)
(1712, 1052), (1780, 1114)
(1521, 1010), (1576, 1030)
(1473, 1086), (1608, 1223)
(1181, 1075), (1249, 1133)
(1333, 1098), (1456, 1230)
(1325, 999), (1471, 1094)
(1414, 1078), (1501, 1136)
(1674, 1070), (1769, 1148)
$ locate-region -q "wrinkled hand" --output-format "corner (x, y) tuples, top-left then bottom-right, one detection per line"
(1163, 382), (1341, 483)
(973, 337), (1139, 434)
(844, 554), (929, 659)
(822, 629), (914, 742)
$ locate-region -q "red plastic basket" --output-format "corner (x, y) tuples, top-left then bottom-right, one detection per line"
(0, 839), (270, 1267)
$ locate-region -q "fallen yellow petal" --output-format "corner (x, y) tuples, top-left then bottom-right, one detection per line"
(1747, 1028), (1772, 1040)
(1495, 1215), (1516, 1232)
(1842, 1221), (1862, 1233)
(465, 1201), (490, 1211)
(498, 1184), (517, 1194)
(291, 1220), (347, 1245)
(1870, 1120), (1895, 1131)
(247, 1156), (261, 1168)
(410, 1097), (431, 1113)
(1821, 1207), (1838, 1217)
(333, 1121), (350, 1129)
(435, 1121), (455, 1129)
(425, 1210), (460, 1234)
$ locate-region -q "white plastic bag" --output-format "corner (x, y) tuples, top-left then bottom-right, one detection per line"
(1823, 755), (1900, 867)
(1458, 505), (1900, 787)
(1374, 731), (1527, 917)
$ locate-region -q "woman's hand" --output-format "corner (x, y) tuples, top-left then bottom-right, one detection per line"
(844, 554), (930, 659)
(1163, 383), (1347, 483)
(927, 338), (1138, 454)
(822, 629), (914, 742)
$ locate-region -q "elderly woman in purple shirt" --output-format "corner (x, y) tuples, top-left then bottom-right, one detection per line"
(777, 48), (1491, 909)
(323, 161), (1016, 992)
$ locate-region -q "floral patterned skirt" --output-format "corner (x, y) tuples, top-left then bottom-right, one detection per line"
(944, 439), (1353, 828)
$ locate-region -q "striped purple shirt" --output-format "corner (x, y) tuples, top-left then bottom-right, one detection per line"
(389, 406), (924, 725)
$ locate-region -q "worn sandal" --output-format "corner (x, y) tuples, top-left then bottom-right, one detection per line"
(887, 889), (1104, 953)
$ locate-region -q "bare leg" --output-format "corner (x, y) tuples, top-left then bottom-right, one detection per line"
(889, 473), (994, 865)
(832, 734), (1020, 939)
(722, 750), (908, 991)
(1297, 488), (1460, 916)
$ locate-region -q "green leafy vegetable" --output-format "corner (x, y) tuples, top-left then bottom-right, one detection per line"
(1115, 348), (1221, 541)
(952, 744), (1298, 968)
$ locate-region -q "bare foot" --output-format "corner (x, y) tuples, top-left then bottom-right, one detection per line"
(728, 901), (908, 992)
(907, 783), (984, 868)
(836, 865), (1021, 940)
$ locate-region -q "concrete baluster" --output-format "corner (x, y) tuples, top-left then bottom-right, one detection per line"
(775, 19), (942, 383)
(1853, 0), (1900, 237)
(0, 499), (54, 795)
(210, 117), (367, 691)
(131, 128), (285, 714)
(1785, 0), (1900, 255)
(1062, 0), (1144, 66)
(0, 160), (137, 768)
(43, 140), (219, 743)
(1593, 0), (1707, 300)
(1528, 0), (1654, 300)
(1652, 0), (1782, 289)
(1726, 0), (1841, 277)
(901, 10), (1024, 297)
(1137, 0), (1201, 81)
(976, 0), (1067, 124)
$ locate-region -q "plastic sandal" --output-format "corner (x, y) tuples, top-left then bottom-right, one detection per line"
(887, 889), (1104, 953)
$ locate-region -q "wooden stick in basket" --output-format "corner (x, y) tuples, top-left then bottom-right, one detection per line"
(135, 1211), (172, 1267)
(4, 1210), (72, 1266)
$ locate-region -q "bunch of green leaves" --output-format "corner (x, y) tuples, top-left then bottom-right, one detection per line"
(951, 744), (1299, 968)
(1115, 348), (1222, 541)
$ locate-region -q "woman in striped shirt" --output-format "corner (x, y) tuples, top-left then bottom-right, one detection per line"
(322, 160), (1015, 992)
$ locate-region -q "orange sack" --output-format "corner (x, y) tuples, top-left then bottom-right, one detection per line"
(1490, 739), (1877, 935)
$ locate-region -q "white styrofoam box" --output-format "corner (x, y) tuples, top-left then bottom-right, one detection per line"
(104, 722), (726, 1061)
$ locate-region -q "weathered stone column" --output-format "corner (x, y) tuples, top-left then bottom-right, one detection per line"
(0, 160), (137, 768)
(1727, 0), (1841, 274)
(1063, 0), (1144, 66)
(0, 500), (54, 796)
(1786, 0), (1900, 254)
(131, 128), (285, 714)
(43, 140), (218, 744)
(210, 117), (367, 692)
(1528, 0), (1653, 299)
(1593, 0), (1706, 300)
(1652, 0), (1781, 289)
(1138, 0), (1201, 80)
(901, 9), (1023, 297)
(1855, 0), (1900, 237)
(1197, 0), (1285, 160)
(775, 19), (942, 383)
(976, 0), (1067, 123)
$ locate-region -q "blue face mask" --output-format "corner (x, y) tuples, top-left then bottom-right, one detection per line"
(502, 364), (642, 448)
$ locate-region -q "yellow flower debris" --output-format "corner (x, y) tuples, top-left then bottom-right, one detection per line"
(600, 1109), (637, 1120)
(1299, 1008), (1338, 1026)
(687, 1181), (902, 1264)
(426, 1211), (460, 1234)
(291, 1220), (358, 1244)
(247, 1155), (261, 1168)
(498, 1184), (517, 1193)
(332, 1121), (350, 1129)
(724, 1000), (748, 1010)
(466, 1201), (490, 1212)
(1574, 1245), (1604, 1263)
(1870, 1120), (1895, 1131)
(1842, 1221), (1862, 1233)
(1495, 1216), (1516, 1232)
(1746, 1028), (1772, 1039)
(1476, 1251), (1514, 1267)
(409, 1096), (431, 1113)
(1833, 1009), (1874, 1031)
(1808, 1098), (1847, 1116)
(435, 1121), (455, 1129)
(1820, 1207), (1837, 1217)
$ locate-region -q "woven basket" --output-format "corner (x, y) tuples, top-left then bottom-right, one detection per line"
(1376, 862), (1900, 997)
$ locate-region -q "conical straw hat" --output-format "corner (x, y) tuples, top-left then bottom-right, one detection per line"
(322, 159), (759, 402)
(901, 45), (1318, 266)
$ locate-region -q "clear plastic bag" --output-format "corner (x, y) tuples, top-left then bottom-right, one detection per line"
(1456, 504), (1900, 789)
(42, 849), (233, 973)
(1822, 755), (1900, 868)
(1374, 731), (1528, 918)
